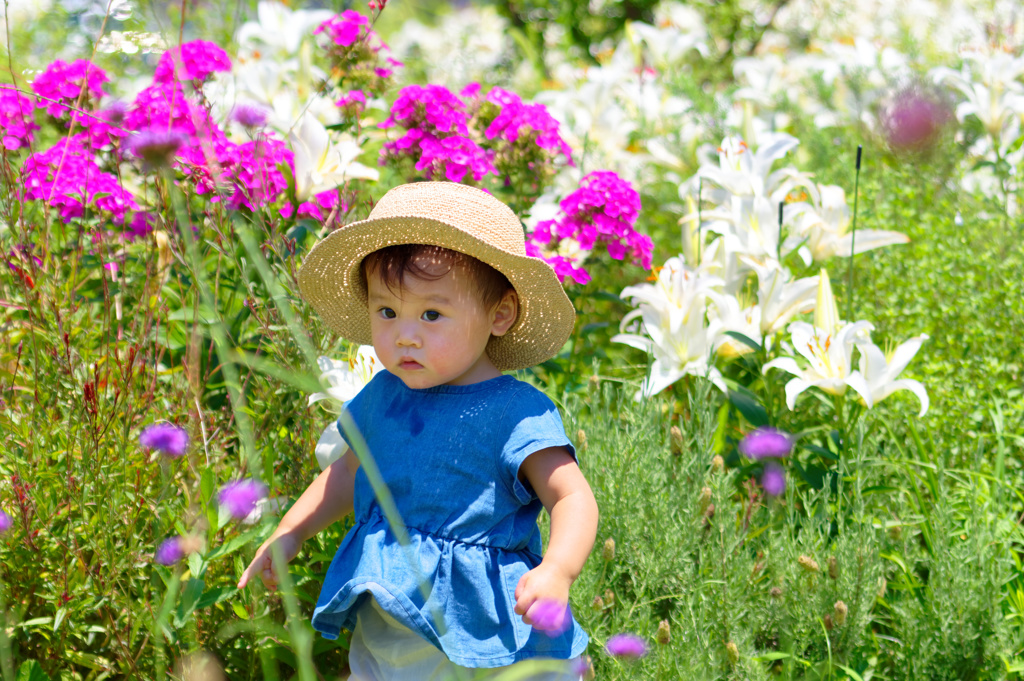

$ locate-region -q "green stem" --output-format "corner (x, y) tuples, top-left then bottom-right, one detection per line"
(846, 146), (862, 322)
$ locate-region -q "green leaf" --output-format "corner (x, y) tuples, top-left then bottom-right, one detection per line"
(752, 652), (791, 662)
(200, 466), (215, 507)
(837, 665), (865, 681)
(16, 660), (51, 681)
(728, 389), (769, 427)
(195, 586), (237, 611)
(204, 527), (265, 561)
(724, 330), (762, 351)
(174, 577), (206, 627)
(231, 602), (250, 621)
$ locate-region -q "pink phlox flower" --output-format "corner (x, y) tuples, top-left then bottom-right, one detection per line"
(139, 422), (189, 457)
(739, 427), (793, 460)
(543, 171), (650, 268)
(22, 135), (138, 223)
(525, 241), (591, 285)
(0, 85), (39, 151)
(154, 40), (232, 84)
(175, 125), (241, 198)
(382, 84), (469, 135)
(31, 59), (109, 117)
(283, 190), (344, 223)
(481, 88), (572, 164)
(0, 509), (11, 533)
(415, 135), (495, 183)
(218, 479), (268, 520)
(336, 90), (367, 118)
(527, 599), (572, 637)
(605, 632), (648, 658)
(224, 136), (292, 211)
(314, 10), (372, 47)
(74, 102), (130, 150)
(125, 82), (200, 135)
(127, 212), (155, 240)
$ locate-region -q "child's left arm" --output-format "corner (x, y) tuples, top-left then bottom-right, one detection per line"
(513, 446), (598, 630)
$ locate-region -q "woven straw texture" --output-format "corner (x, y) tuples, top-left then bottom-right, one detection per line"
(297, 182), (576, 372)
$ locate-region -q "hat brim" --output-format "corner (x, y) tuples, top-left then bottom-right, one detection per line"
(298, 214), (576, 372)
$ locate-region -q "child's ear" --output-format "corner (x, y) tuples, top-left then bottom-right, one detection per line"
(490, 289), (519, 337)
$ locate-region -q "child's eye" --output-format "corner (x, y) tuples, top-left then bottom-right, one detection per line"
(379, 307), (396, 319)
(421, 310), (441, 322)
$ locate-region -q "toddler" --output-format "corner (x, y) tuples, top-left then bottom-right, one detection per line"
(239, 182), (598, 680)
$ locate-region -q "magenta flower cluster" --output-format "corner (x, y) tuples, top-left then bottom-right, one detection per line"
(0, 86), (39, 150)
(139, 423), (189, 457)
(527, 171), (651, 284)
(31, 59), (109, 117)
(314, 10), (372, 48)
(218, 480), (268, 520)
(154, 40), (232, 84)
(474, 86), (572, 164)
(739, 427), (793, 460)
(528, 599), (571, 636)
(154, 536), (185, 565)
(0, 508), (12, 534)
(22, 136), (139, 224)
(606, 632), (648, 658)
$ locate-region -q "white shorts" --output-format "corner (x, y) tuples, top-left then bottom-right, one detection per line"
(346, 598), (583, 681)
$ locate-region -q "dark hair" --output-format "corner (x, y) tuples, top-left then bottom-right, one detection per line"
(362, 244), (514, 310)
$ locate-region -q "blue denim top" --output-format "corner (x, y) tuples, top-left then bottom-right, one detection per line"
(311, 371), (589, 667)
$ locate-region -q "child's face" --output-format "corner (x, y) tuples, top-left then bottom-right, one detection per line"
(366, 253), (516, 389)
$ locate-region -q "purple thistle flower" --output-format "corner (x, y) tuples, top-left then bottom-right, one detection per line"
(606, 632), (648, 658)
(128, 129), (188, 168)
(154, 536), (185, 565)
(232, 104), (268, 129)
(879, 83), (953, 153)
(570, 657), (592, 677)
(528, 599), (571, 636)
(739, 427), (793, 460)
(761, 462), (786, 496)
(139, 423), (189, 457)
(0, 509), (12, 533)
(218, 480), (268, 520)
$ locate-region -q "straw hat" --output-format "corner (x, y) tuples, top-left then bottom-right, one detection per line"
(297, 182), (576, 372)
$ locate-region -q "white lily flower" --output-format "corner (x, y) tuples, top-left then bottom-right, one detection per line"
(932, 51), (1024, 140)
(792, 185), (910, 262)
(236, 1), (335, 59)
(289, 114), (379, 201)
(709, 293), (762, 359)
(856, 334), (930, 417)
(742, 258), (819, 336)
(612, 257), (727, 396)
(696, 133), (801, 200)
(310, 347), (383, 470)
(764, 320), (875, 410)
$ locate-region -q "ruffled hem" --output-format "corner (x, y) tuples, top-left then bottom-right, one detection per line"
(311, 512), (588, 667)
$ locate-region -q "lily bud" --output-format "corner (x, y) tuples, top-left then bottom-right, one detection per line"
(591, 594), (605, 612)
(656, 619), (671, 645)
(833, 600), (848, 626)
(602, 537), (616, 562)
(798, 555), (820, 573)
(711, 455), (724, 473)
(670, 425), (684, 455)
(814, 268), (840, 335)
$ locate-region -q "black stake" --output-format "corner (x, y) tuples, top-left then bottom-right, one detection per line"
(846, 145), (862, 322)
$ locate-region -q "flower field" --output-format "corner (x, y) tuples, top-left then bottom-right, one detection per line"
(0, 0), (1023, 679)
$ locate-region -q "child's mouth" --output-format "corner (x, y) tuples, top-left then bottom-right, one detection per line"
(399, 360), (423, 370)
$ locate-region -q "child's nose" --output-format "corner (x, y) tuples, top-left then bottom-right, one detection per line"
(395, 323), (421, 347)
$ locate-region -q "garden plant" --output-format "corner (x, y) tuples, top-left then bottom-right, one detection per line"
(1, 0), (1023, 679)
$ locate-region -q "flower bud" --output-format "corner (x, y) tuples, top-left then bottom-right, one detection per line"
(588, 374), (600, 390)
(698, 486), (712, 516)
(877, 577), (887, 599)
(711, 455), (724, 473)
(656, 619), (671, 645)
(828, 555), (838, 580)
(833, 600), (848, 626)
(602, 537), (616, 562)
(769, 586), (783, 599)
(725, 641), (739, 665)
(591, 595), (605, 611)
(889, 525), (902, 540)
(577, 429), (588, 453)
(824, 614), (834, 631)
(798, 555), (820, 573)
(603, 589), (615, 609)
(670, 426), (683, 455)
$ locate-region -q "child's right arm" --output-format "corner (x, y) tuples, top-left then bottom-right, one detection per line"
(237, 449), (360, 591)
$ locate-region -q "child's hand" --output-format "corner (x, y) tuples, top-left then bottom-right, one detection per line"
(514, 562), (573, 634)
(238, 531), (301, 592)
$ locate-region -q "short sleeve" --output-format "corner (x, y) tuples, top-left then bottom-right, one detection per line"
(500, 387), (577, 505)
